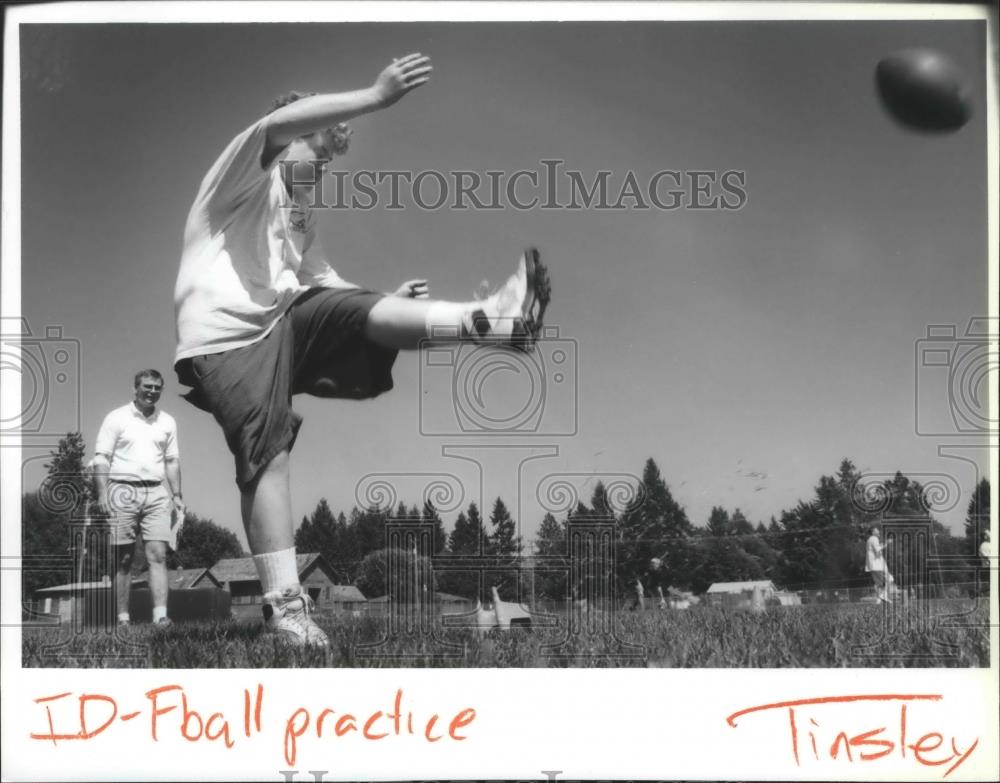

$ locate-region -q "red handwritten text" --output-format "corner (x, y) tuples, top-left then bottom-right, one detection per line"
(727, 693), (979, 778)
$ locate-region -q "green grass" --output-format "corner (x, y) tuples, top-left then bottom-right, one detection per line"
(22, 599), (989, 668)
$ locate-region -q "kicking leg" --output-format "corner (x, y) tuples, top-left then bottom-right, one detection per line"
(364, 248), (549, 351)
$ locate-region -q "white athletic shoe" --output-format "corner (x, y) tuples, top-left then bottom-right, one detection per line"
(465, 248), (550, 352)
(263, 588), (330, 648)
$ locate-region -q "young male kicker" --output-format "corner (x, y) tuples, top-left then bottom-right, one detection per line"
(173, 53), (550, 648)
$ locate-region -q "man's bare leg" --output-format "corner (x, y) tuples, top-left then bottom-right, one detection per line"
(240, 449), (294, 553)
(145, 540), (169, 622)
(365, 296), (450, 350)
(114, 544), (134, 624)
(242, 450), (329, 647)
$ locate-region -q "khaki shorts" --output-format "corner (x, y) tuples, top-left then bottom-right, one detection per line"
(108, 481), (173, 545)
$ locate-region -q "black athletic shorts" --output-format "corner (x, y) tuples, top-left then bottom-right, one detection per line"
(175, 287), (397, 490)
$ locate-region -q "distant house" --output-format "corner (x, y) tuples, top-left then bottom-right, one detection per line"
(133, 567), (221, 591)
(198, 552), (364, 610)
(706, 580), (778, 608)
(367, 591), (473, 612)
(29, 576), (113, 622)
(30, 569), (230, 625)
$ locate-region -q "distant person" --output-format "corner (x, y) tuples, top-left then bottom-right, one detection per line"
(629, 576), (646, 610)
(865, 524), (892, 603)
(93, 370), (184, 626)
(980, 530), (992, 594)
(172, 54), (549, 648)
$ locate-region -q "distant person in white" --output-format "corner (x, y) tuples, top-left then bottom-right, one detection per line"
(93, 370), (184, 626)
(865, 524), (892, 603)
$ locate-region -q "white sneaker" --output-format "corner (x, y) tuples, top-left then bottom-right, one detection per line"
(465, 248), (550, 351)
(263, 588), (330, 648)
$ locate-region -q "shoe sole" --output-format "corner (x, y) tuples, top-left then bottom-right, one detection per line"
(511, 247), (551, 352)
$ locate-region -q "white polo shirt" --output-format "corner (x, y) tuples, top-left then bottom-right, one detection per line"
(94, 403), (179, 482)
(173, 118), (356, 363)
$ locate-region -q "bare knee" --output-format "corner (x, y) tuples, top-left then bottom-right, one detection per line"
(145, 541), (167, 566)
(116, 546), (134, 574)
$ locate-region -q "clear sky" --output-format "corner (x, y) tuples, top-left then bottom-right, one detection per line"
(18, 20), (991, 549)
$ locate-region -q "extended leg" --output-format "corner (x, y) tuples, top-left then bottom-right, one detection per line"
(363, 248), (548, 351)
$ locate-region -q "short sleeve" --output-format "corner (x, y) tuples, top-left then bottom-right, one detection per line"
(199, 118), (274, 212)
(94, 412), (120, 459)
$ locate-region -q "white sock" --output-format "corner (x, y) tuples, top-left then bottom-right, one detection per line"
(152, 605), (167, 621)
(424, 301), (473, 341)
(253, 546), (301, 598)
(117, 612), (130, 623)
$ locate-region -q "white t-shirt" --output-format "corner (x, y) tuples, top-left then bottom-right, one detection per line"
(865, 533), (885, 573)
(174, 118), (356, 363)
(94, 403), (179, 482)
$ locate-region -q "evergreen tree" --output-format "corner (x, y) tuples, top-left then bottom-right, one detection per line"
(590, 481), (611, 520)
(354, 505), (388, 559)
(731, 509), (754, 536)
(486, 497), (521, 600)
(422, 500), (448, 554)
(963, 478), (990, 551)
(334, 511), (360, 582)
(534, 512), (567, 600)
(707, 506), (731, 537)
(294, 499), (343, 579)
(23, 433), (100, 596)
(619, 458), (692, 590)
(441, 503), (486, 598)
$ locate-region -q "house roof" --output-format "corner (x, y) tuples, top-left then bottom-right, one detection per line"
(210, 553), (323, 583)
(35, 580), (110, 594)
(435, 591), (473, 603)
(133, 568), (220, 590)
(706, 580), (777, 594)
(366, 591), (470, 603)
(327, 585), (366, 602)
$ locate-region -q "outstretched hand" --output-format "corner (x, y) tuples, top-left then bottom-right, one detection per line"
(373, 53), (433, 108)
(393, 279), (430, 299)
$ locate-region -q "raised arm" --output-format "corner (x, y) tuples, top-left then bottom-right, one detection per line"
(264, 53), (432, 151)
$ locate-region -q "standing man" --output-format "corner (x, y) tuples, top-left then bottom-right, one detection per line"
(173, 53), (549, 649)
(93, 370), (184, 626)
(865, 524), (892, 603)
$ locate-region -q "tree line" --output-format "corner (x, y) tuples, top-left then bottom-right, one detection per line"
(21, 435), (991, 602)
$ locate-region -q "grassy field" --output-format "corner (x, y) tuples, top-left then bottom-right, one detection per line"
(22, 599), (989, 668)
